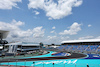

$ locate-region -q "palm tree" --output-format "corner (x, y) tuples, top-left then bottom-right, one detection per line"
(51, 44), (55, 46)
(40, 42), (43, 48)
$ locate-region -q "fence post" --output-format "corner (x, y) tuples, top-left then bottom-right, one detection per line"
(53, 63), (54, 67)
(43, 62), (44, 67)
(87, 64), (89, 67)
(33, 62), (35, 67)
(24, 60), (26, 67)
(75, 63), (76, 67)
(8, 60), (9, 66)
(16, 60), (18, 67)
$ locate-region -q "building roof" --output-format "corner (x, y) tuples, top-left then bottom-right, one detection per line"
(61, 39), (100, 44)
(22, 42), (39, 46)
(0, 30), (9, 39)
(22, 44), (39, 46)
(6, 42), (39, 46)
(6, 42), (22, 45)
(21, 48), (39, 51)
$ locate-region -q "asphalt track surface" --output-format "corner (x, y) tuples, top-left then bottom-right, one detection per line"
(0, 52), (87, 63)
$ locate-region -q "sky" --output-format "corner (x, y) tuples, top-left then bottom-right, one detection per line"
(0, 0), (100, 44)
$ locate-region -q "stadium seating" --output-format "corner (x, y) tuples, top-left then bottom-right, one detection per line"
(57, 44), (100, 54)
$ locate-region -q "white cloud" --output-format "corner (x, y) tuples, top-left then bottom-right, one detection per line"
(74, 0), (83, 7)
(52, 26), (56, 29)
(48, 17), (52, 20)
(50, 30), (55, 33)
(88, 24), (92, 27)
(46, 35), (70, 44)
(48, 36), (57, 40)
(61, 36), (70, 40)
(59, 22), (81, 35)
(78, 36), (94, 40)
(11, 19), (24, 26)
(47, 35), (57, 43)
(34, 11), (40, 15)
(0, 0), (22, 9)
(33, 26), (45, 38)
(0, 19), (33, 38)
(95, 36), (100, 39)
(0, 20), (45, 42)
(28, 0), (83, 19)
(50, 26), (56, 34)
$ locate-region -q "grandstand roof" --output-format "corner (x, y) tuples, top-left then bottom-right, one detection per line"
(49, 46), (59, 48)
(0, 30), (9, 39)
(61, 39), (100, 44)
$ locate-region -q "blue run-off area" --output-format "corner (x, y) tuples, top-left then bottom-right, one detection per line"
(85, 54), (100, 59)
(1, 51), (100, 67)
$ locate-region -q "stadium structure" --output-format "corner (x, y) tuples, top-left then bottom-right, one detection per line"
(0, 30), (100, 67)
(0, 30), (44, 57)
(58, 39), (100, 54)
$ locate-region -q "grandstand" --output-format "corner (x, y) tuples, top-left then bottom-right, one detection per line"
(57, 39), (100, 54)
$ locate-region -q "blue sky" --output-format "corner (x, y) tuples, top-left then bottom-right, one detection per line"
(0, 0), (100, 44)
